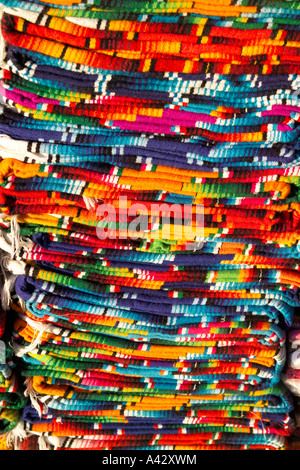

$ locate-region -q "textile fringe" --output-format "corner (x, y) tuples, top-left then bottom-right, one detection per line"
(46, 436), (62, 450)
(5, 421), (27, 449)
(23, 377), (45, 418)
(38, 435), (51, 451)
(0, 250), (21, 311)
(12, 314), (51, 358)
(83, 195), (103, 211)
(0, 217), (34, 258)
(0, 235), (27, 310)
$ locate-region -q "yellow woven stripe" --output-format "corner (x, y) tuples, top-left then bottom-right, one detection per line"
(37, 0), (82, 4)
(0, 436), (13, 450)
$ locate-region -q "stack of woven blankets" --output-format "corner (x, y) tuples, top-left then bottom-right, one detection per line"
(0, 0), (299, 451)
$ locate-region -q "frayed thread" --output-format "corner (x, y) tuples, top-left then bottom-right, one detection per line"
(0, 216), (33, 310)
(12, 314), (52, 358)
(0, 217), (33, 258)
(45, 435), (62, 450)
(0, 251), (26, 310)
(10, 215), (21, 259)
(83, 195), (103, 211)
(23, 377), (45, 418)
(5, 421), (27, 449)
(38, 435), (51, 451)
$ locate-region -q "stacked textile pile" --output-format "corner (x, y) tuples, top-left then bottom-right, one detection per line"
(0, 0), (299, 450)
(0, 224), (28, 450)
(0, 296), (27, 449)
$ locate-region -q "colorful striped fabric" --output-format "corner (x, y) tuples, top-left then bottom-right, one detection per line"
(0, 0), (299, 451)
(0, 302), (27, 450)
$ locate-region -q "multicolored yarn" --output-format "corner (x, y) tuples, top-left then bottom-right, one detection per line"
(0, 303), (27, 449)
(0, 0), (299, 451)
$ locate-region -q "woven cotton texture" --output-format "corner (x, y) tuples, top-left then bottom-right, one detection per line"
(0, 0), (299, 451)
